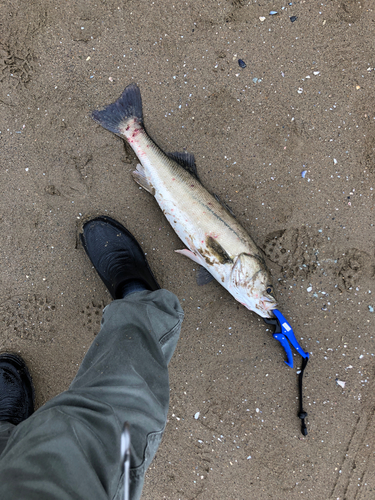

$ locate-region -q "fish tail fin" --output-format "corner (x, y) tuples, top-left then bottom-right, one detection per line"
(91, 83), (143, 135)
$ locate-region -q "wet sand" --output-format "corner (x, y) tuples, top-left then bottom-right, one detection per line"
(1, 1), (375, 498)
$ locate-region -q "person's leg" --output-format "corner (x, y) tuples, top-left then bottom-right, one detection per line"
(0, 422), (15, 456)
(0, 217), (183, 499)
(0, 289), (183, 500)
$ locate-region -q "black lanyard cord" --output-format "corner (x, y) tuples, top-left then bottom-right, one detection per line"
(298, 357), (309, 436)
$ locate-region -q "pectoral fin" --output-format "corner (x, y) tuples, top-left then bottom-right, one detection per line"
(175, 249), (203, 265)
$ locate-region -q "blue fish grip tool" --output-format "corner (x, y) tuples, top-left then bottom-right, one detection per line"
(264, 309), (310, 436)
(264, 309), (309, 368)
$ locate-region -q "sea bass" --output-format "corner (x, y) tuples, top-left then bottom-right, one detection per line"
(92, 84), (277, 318)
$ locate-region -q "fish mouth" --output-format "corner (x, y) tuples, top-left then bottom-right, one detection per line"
(260, 298), (278, 316)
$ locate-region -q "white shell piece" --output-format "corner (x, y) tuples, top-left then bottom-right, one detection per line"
(336, 379), (346, 389)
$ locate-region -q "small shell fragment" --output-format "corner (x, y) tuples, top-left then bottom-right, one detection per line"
(269, 11), (278, 15)
(301, 170), (307, 178)
(259, 16), (266, 22)
(238, 59), (246, 69)
(194, 412), (200, 420)
(336, 379), (346, 389)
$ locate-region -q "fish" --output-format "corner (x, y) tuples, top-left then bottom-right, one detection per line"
(91, 83), (277, 318)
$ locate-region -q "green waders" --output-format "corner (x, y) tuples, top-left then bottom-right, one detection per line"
(0, 289), (184, 500)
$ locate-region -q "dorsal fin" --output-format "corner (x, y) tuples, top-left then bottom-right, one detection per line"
(167, 151), (199, 180)
(213, 194), (236, 218)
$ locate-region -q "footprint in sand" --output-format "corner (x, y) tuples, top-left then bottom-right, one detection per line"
(0, 295), (56, 343)
(262, 227), (319, 279)
(80, 300), (106, 333)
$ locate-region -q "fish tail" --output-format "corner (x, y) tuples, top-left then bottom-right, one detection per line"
(91, 83), (143, 134)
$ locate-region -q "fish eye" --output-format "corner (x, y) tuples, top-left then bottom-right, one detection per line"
(266, 286), (273, 294)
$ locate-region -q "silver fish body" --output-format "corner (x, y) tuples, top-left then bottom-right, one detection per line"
(92, 84), (277, 318)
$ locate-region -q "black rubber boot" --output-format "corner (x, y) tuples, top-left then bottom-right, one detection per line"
(80, 216), (160, 299)
(0, 353), (35, 426)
